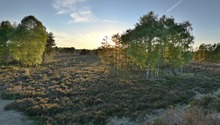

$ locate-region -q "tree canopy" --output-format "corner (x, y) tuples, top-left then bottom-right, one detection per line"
(0, 21), (14, 64)
(194, 43), (220, 63)
(0, 15), (49, 66)
(99, 11), (195, 79)
(45, 32), (56, 54)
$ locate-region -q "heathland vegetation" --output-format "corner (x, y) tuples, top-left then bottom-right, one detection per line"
(0, 12), (220, 125)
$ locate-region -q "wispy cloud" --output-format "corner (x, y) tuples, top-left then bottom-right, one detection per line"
(52, 0), (97, 23)
(69, 10), (97, 23)
(167, 0), (184, 12)
(52, 0), (118, 24)
(102, 20), (118, 24)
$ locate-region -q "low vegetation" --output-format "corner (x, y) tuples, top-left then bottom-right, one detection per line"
(194, 43), (220, 63)
(0, 53), (220, 125)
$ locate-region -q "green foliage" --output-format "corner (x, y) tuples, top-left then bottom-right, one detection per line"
(43, 32), (56, 62)
(194, 43), (220, 63)
(0, 21), (14, 64)
(127, 43), (148, 69)
(44, 32), (56, 54)
(9, 15), (48, 66)
(119, 11), (194, 78)
(97, 12), (194, 78)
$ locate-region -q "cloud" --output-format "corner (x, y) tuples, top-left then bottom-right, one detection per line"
(167, 0), (184, 12)
(69, 10), (97, 23)
(52, 0), (97, 23)
(52, 0), (119, 24)
(102, 20), (118, 24)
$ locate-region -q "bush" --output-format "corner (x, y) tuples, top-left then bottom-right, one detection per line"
(58, 47), (75, 54)
(80, 49), (90, 55)
(153, 106), (220, 125)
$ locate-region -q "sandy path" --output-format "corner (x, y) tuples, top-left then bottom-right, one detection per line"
(0, 98), (34, 125)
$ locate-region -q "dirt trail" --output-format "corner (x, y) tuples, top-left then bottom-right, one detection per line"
(0, 97), (34, 125)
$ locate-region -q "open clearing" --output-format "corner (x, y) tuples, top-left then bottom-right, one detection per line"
(0, 53), (220, 125)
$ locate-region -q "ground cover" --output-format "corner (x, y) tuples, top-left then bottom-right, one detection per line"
(0, 54), (220, 125)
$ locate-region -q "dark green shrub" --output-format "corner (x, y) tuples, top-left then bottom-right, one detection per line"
(80, 49), (90, 55)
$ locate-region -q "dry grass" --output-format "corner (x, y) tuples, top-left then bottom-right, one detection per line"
(0, 53), (220, 125)
(151, 106), (220, 125)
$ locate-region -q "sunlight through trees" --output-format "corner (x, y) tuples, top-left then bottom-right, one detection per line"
(98, 11), (195, 79)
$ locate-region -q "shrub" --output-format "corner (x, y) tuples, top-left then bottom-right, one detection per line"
(80, 49), (90, 55)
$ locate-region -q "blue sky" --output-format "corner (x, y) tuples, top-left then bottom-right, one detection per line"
(0, 0), (220, 49)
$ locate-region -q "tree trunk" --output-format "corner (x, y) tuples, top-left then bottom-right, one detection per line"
(156, 62), (160, 78)
(146, 66), (149, 80)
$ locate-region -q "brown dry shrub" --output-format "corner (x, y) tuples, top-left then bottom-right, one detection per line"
(155, 106), (220, 125)
(181, 106), (220, 125)
(161, 105), (181, 125)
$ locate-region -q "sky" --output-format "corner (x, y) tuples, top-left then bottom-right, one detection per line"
(0, 0), (220, 49)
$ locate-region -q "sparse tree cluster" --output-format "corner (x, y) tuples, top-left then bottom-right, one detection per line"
(194, 43), (220, 62)
(98, 37), (114, 66)
(0, 15), (54, 66)
(98, 11), (194, 79)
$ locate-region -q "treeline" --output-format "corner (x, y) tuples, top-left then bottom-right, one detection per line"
(0, 15), (56, 66)
(57, 48), (97, 55)
(194, 43), (220, 63)
(98, 11), (194, 79)
(57, 47), (75, 54)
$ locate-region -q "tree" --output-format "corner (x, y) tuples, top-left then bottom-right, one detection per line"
(212, 43), (220, 62)
(45, 32), (56, 54)
(80, 49), (90, 55)
(111, 33), (121, 69)
(0, 21), (14, 64)
(120, 11), (194, 78)
(9, 15), (48, 66)
(43, 32), (56, 61)
(98, 36), (112, 60)
(194, 43), (220, 62)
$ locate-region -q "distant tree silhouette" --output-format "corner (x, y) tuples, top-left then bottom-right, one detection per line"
(80, 49), (90, 55)
(45, 32), (56, 54)
(43, 32), (56, 61)
(194, 43), (220, 62)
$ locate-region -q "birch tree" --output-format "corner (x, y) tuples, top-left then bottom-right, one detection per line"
(120, 11), (194, 78)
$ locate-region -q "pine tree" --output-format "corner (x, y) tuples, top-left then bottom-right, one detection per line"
(43, 32), (56, 61)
